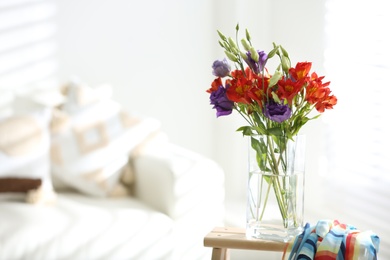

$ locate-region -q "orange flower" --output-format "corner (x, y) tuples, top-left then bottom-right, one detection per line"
(315, 95), (337, 113)
(248, 87), (265, 109)
(230, 69), (246, 80)
(226, 77), (253, 104)
(306, 72), (337, 112)
(207, 77), (223, 93)
(277, 78), (304, 105)
(289, 62), (312, 81)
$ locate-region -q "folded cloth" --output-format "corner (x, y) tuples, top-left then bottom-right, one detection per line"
(283, 219), (380, 260)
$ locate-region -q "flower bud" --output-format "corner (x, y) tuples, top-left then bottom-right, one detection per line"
(217, 30), (227, 41)
(245, 29), (251, 42)
(249, 47), (259, 62)
(280, 45), (289, 58)
(281, 56), (290, 72)
(269, 70), (283, 87)
(212, 58), (231, 78)
(228, 37), (238, 53)
(267, 47), (278, 59)
(222, 41), (231, 51)
(225, 51), (238, 62)
(240, 51), (248, 60)
(271, 91), (281, 103)
(241, 39), (251, 51)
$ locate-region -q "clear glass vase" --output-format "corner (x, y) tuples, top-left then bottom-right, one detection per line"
(246, 134), (305, 242)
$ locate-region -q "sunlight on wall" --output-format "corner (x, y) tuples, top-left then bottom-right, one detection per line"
(0, 0), (58, 93)
(321, 0), (389, 258)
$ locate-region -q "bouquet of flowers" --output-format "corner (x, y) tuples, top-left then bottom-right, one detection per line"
(206, 24), (337, 232)
(207, 24), (337, 134)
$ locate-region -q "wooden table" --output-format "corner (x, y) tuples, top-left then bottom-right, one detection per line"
(203, 227), (287, 260)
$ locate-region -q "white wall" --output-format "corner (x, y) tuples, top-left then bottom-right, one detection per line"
(55, 0), (327, 228)
(55, 0), (217, 158)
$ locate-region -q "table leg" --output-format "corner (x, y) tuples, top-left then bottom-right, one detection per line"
(211, 248), (230, 260)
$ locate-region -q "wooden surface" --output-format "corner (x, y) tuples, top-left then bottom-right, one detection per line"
(204, 227), (287, 257)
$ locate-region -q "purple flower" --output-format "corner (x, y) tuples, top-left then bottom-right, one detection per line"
(212, 58), (231, 77)
(264, 101), (291, 123)
(210, 85), (234, 117)
(244, 50), (268, 74)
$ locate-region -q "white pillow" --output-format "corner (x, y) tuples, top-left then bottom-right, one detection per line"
(0, 108), (55, 203)
(51, 95), (160, 197)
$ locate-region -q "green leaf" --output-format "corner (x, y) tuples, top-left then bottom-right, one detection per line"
(252, 112), (267, 133)
(251, 137), (269, 171)
(310, 114), (321, 120)
(267, 127), (283, 136)
(254, 126), (267, 135)
(236, 126), (253, 136)
(301, 116), (310, 124)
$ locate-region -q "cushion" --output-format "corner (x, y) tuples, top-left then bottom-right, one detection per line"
(51, 82), (160, 197)
(0, 108), (56, 204)
(60, 79), (112, 114)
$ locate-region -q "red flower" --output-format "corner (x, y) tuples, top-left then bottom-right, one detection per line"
(306, 72), (337, 112)
(289, 62), (312, 81)
(315, 95), (337, 113)
(230, 69), (246, 79)
(248, 87), (265, 109)
(207, 77), (223, 93)
(248, 75), (271, 109)
(277, 78), (304, 106)
(226, 78), (253, 104)
(226, 69), (255, 104)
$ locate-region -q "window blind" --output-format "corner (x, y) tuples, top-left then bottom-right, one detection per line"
(322, 0), (389, 257)
(0, 0), (58, 93)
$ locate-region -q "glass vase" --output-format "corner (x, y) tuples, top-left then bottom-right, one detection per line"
(246, 134), (305, 242)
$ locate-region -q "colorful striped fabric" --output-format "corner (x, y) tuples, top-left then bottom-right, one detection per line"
(282, 220), (380, 260)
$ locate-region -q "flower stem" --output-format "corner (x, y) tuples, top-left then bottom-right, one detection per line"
(258, 175), (272, 221)
(266, 135), (289, 226)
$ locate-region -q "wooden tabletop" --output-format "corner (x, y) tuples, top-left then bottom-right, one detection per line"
(204, 227), (287, 252)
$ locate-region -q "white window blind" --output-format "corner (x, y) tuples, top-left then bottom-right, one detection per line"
(0, 0), (58, 93)
(322, 0), (389, 257)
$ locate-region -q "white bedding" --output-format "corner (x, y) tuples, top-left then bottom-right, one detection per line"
(0, 193), (174, 260)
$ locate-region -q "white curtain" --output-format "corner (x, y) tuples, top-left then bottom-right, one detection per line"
(320, 0), (389, 257)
